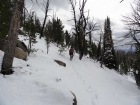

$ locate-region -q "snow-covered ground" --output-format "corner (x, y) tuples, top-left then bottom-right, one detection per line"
(0, 35), (140, 105)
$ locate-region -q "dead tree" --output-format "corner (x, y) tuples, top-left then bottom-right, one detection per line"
(120, 0), (124, 3)
(122, 0), (140, 86)
(122, 0), (140, 46)
(87, 20), (98, 46)
(1, 0), (24, 75)
(69, 0), (96, 60)
(40, 0), (50, 39)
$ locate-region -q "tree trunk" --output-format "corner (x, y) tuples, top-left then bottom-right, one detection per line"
(1, 0), (24, 75)
(28, 33), (31, 55)
(77, 31), (82, 60)
(40, 0), (50, 39)
(40, 14), (47, 39)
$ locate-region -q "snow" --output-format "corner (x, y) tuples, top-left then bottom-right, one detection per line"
(0, 35), (140, 105)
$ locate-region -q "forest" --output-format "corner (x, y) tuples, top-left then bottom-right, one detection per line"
(0, 0), (140, 88)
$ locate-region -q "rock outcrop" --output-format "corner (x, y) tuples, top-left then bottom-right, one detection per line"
(54, 60), (66, 67)
(14, 47), (27, 60)
(0, 39), (28, 60)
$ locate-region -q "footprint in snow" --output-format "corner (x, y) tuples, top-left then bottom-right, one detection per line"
(94, 94), (98, 99)
(86, 89), (90, 93)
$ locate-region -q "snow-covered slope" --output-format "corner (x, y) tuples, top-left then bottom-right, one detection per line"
(0, 35), (140, 105)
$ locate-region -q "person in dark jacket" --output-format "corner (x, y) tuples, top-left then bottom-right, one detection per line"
(69, 47), (74, 60)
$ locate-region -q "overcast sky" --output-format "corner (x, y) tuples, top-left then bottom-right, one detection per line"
(25, 0), (134, 42)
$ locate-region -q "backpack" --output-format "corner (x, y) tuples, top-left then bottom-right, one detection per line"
(69, 48), (73, 53)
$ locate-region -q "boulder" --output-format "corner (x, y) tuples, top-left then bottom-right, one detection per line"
(16, 40), (28, 52)
(0, 39), (28, 60)
(54, 60), (66, 67)
(14, 47), (27, 60)
(0, 39), (28, 52)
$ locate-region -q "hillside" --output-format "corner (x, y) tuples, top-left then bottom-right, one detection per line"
(0, 35), (140, 105)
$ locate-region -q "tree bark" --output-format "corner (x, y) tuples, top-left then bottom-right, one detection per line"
(1, 0), (24, 75)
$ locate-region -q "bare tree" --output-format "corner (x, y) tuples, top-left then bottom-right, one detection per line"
(69, 0), (96, 60)
(1, 0), (24, 75)
(122, 0), (140, 46)
(120, 0), (124, 3)
(87, 19), (98, 46)
(122, 0), (140, 86)
(40, 0), (51, 39)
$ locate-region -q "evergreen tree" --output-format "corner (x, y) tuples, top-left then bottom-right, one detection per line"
(52, 18), (56, 42)
(115, 50), (134, 75)
(103, 17), (116, 69)
(55, 17), (64, 46)
(44, 20), (52, 54)
(44, 17), (65, 53)
(45, 20), (53, 41)
(64, 30), (70, 46)
(133, 44), (140, 86)
(58, 42), (66, 55)
(24, 12), (36, 54)
(120, 54), (129, 74)
(89, 42), (97, 59)
(0, 0), (14, 39)
(83, 39), (89, 56)
(35, 17), (42, 33)
(50, 17), (64, 46)
(72, 33), (79, 53)
(97, 42), (101, 61)
(115, 50), (122, 72)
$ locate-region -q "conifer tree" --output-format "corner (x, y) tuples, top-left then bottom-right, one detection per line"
(64, 30), (70, 46)
(51, 17), (64, 45)
(120, 54), (129, 74)
(115, 50), (122, 72)
(44, 17), (65, 53)
(89, 42), (97, 59)
(133, 44), (140, 86)
(44, 20), (52, 54)
(35, 17), (42, 33)
(55, 17), (64, 46)
(97, 42), (101, 61)
(45, 20), (53, 41)
(103, 17), (116, 69)
(83, 40), (88, 56)
(24, 12), (36, 55)
(72, 33), (78, 53)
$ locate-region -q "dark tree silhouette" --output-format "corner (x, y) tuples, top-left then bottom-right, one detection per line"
(40, 0), (50, 39)
(69, 0), (96, 60)
(103, 17), (116, 69)
(1, 0), (24, 75)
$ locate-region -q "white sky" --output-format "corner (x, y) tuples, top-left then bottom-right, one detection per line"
(25, 0), (134, 40)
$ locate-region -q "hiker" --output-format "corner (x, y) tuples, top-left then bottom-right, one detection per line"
(69, 47), (74, 60)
